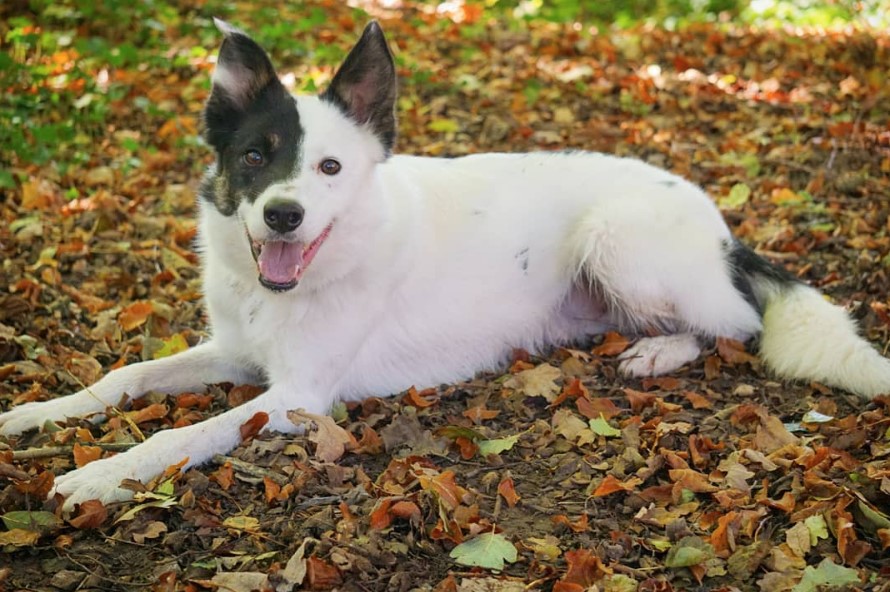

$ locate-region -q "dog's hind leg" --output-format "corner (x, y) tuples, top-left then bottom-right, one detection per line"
(569, 186), (762, 377)
(0, 342), (256, 436)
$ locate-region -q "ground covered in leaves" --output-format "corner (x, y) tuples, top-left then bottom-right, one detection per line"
(2, 1), (890, 591)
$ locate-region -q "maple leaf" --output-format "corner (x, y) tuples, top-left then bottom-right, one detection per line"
(449, 532), (518, 571)
(503, 363), (562, 401)
(287, 409), (354, 463)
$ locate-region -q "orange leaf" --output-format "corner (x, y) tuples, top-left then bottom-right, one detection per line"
(641, 376), (682, 391)
(118, 301), (154, 331)
(716, 337), (758, 365)
(239, 411), (268, 441)
(354, 425), (384, 455)
(683, 390), (713, 409)
(72, 444), (102, 468)
(624, 388), (657, 413)
(576, 396), (620, 420)
(227, 384), (265, 406)
(455, 436), (478, 460)
(463, 406), (499, 422)
(669, 469), (718, 493)
(13, 470), (54, 498)
(497, 476), (521, 507)
(370, 498), (394, 530)
(760, 491), (796, 513)
(127, 403), (169, 425)
(833, 497), (872, 565)
(404, 386), (438, 408)
(306, 556), (342, 589)
(562, 548), (612, 586)
(591, 332), (630, 356)
(390, 500), (422, 523)
(212, 462), (234, 491)
(417, 470), (466, 511)
(176, 393), (214, 410)
(709, 511), (739, 556)
(263, 477), (281, 504)
(69, 499), (108, 529)
(593, 474), (636, 497)
(552, 513), (588, 533)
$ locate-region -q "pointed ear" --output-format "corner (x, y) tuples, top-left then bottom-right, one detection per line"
(322, 22), (397, 154)
(205, 19), (285, 149)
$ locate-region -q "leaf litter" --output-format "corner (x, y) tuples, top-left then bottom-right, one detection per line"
(1, 1), (890, 591)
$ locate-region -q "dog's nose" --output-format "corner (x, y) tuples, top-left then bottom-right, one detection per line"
(263, 200), (304, 233)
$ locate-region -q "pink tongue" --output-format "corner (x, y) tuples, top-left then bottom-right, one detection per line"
(258, 241), (303, 284)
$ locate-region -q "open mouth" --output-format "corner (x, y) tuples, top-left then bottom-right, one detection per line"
(248, 223), (333, 292)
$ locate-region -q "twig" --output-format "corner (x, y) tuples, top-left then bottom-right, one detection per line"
(12, 442), (137, 461)
(212, 454), (288, 486)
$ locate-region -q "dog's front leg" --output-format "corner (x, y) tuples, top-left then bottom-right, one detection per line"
(0, 342), (256, 436)
(51, 382), (310, 510)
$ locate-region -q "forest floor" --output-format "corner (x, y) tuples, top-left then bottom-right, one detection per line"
(1, 1), (890, 591)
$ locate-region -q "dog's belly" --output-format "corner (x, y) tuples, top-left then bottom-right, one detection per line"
(335, 283), (610, 401)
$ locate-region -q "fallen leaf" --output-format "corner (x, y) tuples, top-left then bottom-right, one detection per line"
(72, 444), (102, 468)
(287, 409), (354, 462)
(69, 500), (108, 529)
(450, 532), (518, 571)
(498, 476), (521, 507)
(503, 363), (562, 401)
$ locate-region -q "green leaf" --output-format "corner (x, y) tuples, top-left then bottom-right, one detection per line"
(428, 118), (460, 133)
(719, 183), (751, 209)
(804, 514), (829, 544)
(0, 169), (15, 189)
(589, 415), (621, 437)
(478, 434), (519, 456)
(791, 558), (860, 592)
(664, 536), (714, 568)
(1, 511), (61, 533)
(449, 532), (518, 571)
(152, 333), (189, 360)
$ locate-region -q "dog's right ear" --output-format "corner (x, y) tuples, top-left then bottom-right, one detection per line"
(205, 19), (284, 148)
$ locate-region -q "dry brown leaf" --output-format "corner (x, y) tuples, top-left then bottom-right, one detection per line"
(287, 409), (354, 462)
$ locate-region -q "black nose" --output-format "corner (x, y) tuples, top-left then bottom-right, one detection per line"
(263, 200), (304, 233)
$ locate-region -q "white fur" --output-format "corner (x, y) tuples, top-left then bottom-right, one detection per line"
(2, 95), (888, 510)
(759, 284), (890, 397)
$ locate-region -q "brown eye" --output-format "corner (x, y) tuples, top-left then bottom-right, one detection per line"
(243, 150), (264, 166)
(320, 158), (341, 176)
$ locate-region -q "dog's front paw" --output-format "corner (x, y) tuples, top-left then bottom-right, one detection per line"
(0, 392), (103, 437)
(52, 454), (141, 511)
(618, 334), (701, 377)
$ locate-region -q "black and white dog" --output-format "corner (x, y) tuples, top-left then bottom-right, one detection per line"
(2, 21), (888, 509)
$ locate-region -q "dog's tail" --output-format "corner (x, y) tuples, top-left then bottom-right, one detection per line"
(727, 240), (890, 399)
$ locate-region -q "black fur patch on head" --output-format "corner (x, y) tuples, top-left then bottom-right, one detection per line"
(321, 22), (397, 155)
(724, 239), (797, 314)
(202, 26), (303, 216)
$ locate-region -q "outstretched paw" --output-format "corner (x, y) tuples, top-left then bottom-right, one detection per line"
(618, 334), (701, 377)
(0, 392), (104, 437)
(52, 454), (141, 511)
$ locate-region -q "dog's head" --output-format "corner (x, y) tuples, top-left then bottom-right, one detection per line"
(201, 20), (396, 292)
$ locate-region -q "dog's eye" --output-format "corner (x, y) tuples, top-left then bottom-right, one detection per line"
(320, 158), (341, 176)
(243, 150), (265, 167)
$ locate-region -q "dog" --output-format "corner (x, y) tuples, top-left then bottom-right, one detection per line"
(2, 20), (889, 510)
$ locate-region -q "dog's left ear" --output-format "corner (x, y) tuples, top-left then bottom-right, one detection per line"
(322, 22), (397, 154)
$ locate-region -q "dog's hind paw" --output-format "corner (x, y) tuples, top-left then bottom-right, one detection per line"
(618, 334), (701, 377)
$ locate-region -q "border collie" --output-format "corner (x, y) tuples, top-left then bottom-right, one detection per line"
(2, 20), (888, 509)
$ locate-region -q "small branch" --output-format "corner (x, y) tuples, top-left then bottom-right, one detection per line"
(12, 442), (137, 461)
(213, 454), (289, 486)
